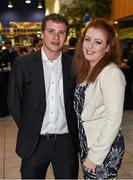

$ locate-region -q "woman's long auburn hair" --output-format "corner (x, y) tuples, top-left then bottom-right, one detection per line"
(73, 18), (121, 84)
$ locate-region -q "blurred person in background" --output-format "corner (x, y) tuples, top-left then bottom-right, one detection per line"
(17, 47), (28, 57)
(65, 36), (77, 57)
(32, 37), (43, 52)
(0, 40), (17, 69)
(127, 41), (133, 108)
(122, 40), (132, 60)
(127, 41), (133, 73)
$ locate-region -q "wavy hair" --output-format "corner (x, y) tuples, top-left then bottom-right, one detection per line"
(73, 18), (121, 83)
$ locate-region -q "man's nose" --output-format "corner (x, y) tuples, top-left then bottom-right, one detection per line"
(54, 32), (60, 39)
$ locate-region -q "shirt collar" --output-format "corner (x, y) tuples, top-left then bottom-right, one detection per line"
(41, 47), (62, 64)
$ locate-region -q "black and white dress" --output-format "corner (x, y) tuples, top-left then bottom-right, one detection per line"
(74, 83), (125, 179)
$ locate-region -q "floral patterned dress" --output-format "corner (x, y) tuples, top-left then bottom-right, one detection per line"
(74, 83), (125, 179)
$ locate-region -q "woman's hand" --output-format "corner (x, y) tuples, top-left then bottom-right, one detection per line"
(83, 158), (97, 173)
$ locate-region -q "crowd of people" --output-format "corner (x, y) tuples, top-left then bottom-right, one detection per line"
(0, 37), (43, 71)
(0, 13), (132, 179)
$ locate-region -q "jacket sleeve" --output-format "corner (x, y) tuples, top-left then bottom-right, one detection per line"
(87, 67), (126, 165)
(7, 59), (24, 127)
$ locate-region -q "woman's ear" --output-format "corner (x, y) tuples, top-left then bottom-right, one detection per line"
(105, 44), (110, 52)
(41, 33), (44, 39)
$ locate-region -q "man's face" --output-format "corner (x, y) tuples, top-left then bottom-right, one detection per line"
(41, 20), (67, 54)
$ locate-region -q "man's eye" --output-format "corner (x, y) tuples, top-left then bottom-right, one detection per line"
(48, 29), (54, 33)
(59, 31), (66, 36)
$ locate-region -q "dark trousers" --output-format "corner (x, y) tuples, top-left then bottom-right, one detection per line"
(20, 133), (79, 179)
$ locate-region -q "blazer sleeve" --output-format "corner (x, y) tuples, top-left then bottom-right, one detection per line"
(87, 67), (126, 165)
(7, 59), (24, 127)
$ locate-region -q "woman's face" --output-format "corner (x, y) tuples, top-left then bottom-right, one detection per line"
(83, 27), (109, 68)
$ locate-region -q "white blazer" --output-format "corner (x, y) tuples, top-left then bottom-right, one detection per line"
(81, 63), (126, 165)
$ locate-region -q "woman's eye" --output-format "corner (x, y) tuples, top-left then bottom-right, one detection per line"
(95, 41), (102, 44)
(84, 38), (90, 41)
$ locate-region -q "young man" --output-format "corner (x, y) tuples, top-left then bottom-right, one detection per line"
(8, 13), (79, 179)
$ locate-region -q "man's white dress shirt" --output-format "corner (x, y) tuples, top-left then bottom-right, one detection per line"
(40, 48), (68, 135)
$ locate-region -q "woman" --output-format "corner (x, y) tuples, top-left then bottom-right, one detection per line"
(73, 18), (126, 179)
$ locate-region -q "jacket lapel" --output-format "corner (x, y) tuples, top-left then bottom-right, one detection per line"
(32, 52), (70, 110)
(62, 54), (69, 106)
(32, 50), (46, 107)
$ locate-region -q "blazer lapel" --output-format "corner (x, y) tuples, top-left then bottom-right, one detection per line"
(62, 54), (69, 106)
(32, 52), (70, 109)
(32, 50), (46, 106)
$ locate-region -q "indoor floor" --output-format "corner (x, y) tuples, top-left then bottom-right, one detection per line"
(0, 110), (133, 179)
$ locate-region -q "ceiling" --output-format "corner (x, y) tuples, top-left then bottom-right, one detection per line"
(0, 0), (45, 10)
(0, 0), (45, 27)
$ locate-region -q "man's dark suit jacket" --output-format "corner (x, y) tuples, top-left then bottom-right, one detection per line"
(7, 50), (79, 159)
(64, 48), (75, 57)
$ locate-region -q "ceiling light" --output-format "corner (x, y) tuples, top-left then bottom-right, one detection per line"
(114, 21), (118, 24)
(38, 1), (42, 9)
(25, 0), (31, 4)
(8, 0), (13, 8)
